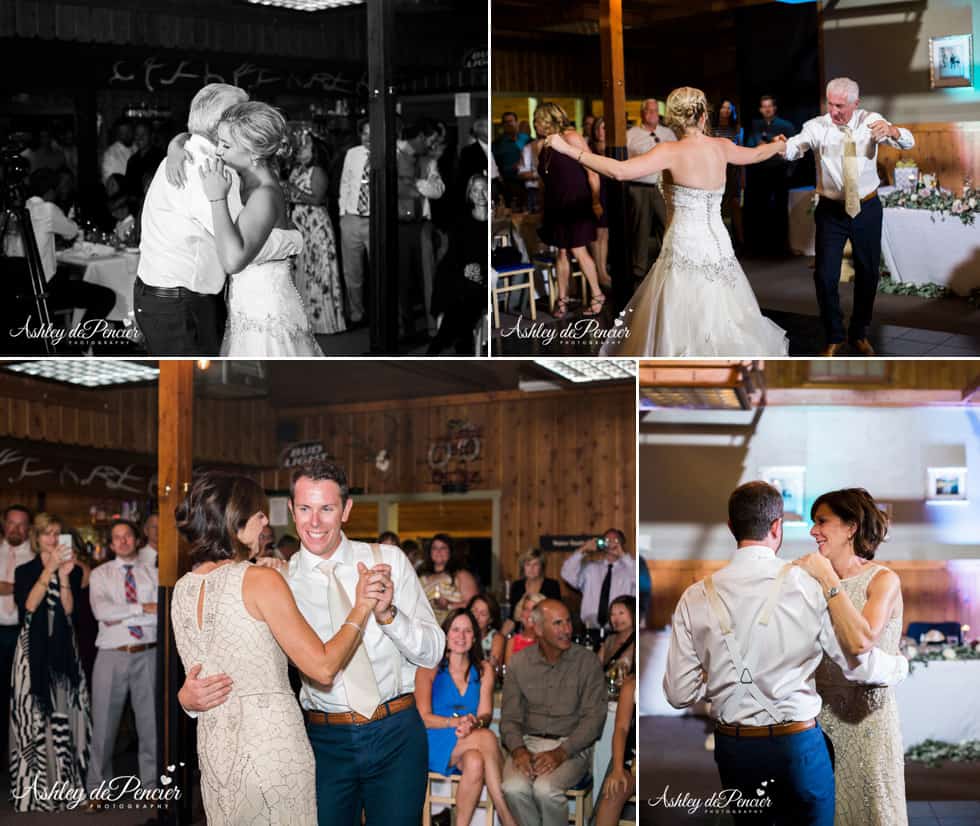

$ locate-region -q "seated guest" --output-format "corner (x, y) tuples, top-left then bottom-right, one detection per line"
(275, 534), (300, 561)
(419, 533), (478, 624)
(510, 548), (562, 610)
(503, 592), (546, 667)
(139, 513), (158, 569)
(500, 599), (607, 826)
(416, 609), (519, 826)
(10, 513), (90, 812)
(467, 592), (505, 670)
(20, 168), (115, 326)
(598, 595), (635, 673)
(109, 194), (136, 244)
(594, 672), (635, 826)
(403, 539), (424, 573)
(378, 530), (400, 546)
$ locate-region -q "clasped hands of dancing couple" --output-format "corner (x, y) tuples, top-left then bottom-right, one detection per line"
(541, 79), (914, 357)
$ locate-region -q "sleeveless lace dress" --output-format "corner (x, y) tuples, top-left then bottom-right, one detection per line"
(600, 184), (789, 356)
(171, 562), (316, 825)
(221, 227), (324, 356)
(815, 564), (907, 826)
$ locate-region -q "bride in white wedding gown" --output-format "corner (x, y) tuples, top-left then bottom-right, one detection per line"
(199, 102), (323, 356)
(546, 87), (790, 357)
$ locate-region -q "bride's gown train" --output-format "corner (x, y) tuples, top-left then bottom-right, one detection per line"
(600, 184), (789, 356)
(221, 227), (324, 356)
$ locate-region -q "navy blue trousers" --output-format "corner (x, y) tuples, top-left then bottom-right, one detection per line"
(813, 194), (883, 344)
(714, 724), (836, 826)
(307, 706), (428, 826)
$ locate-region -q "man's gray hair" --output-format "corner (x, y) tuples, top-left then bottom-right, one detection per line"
(187, 84), (249, 140)
(826, 77), (860, 104)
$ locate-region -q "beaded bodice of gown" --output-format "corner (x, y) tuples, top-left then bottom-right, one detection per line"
(815, 563), (907, 826)
(171, 562), (316, 825)
(662, 184), (741, 282)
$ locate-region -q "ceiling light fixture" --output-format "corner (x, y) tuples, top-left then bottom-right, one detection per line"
(533, 359), (636, 383)
(4, 360), (159, 388)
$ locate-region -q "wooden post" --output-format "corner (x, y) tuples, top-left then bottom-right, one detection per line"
(599, 0), (631, 309)
(367, 0), (399, 354)
(156, 360), (194, 824)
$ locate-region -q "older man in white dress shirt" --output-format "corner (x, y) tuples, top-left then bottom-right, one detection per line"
(664, 481), (909, 826)
(781, 77), (915, 357)
(135, 83), (248, 355)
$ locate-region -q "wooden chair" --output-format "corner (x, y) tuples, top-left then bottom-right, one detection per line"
(423, 771), (495, 826)
(618, 794), (637, 825)
(565, 775), (594, 826)
(491, 264), (536, 328)
(532, 250), (590, 315)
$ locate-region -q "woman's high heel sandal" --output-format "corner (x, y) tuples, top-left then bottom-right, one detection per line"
(583, 294), (606, 317)
(554, 297), (572, 320)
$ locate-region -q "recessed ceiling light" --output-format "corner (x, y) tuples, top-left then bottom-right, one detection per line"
(245, 0), (364, 10)
(534, 359), (636, 383)
(4, 360), (159, 388)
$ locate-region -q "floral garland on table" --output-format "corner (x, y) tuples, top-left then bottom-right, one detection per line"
(876, 274), (980, 309)
(905, 642), (980, 674)
(905, 739), (980, 768)
(880, 173), (980, 226)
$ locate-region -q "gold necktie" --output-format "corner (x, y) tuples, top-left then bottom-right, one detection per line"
(317, 560), (381, 719)
(841, 126), (861, 218)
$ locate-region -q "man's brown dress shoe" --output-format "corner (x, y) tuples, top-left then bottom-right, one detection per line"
(850, 338), (876, 356)
(819, 342), (843, 357)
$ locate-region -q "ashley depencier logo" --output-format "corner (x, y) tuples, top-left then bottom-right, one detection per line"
(648, 782), (774, 815)
(8, 317), (141, 347)
(12, 768), (184, 811)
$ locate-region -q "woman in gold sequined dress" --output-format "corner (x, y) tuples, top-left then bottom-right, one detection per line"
(794, 488), (907, 826)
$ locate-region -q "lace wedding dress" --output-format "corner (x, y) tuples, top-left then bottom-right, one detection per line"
(600, 184), (789, 356)
(221, 227), (324, 356)
(171, 562), (317, 825)
(815, 564), (907, 826)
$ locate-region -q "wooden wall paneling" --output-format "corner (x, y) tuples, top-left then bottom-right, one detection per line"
(877, 123), (980, 193)
(500, 399), (522, 578)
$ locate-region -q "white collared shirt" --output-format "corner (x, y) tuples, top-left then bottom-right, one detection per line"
(560, 550), (636, 628)
(0, 540), (35, 626)
(102, 141), (135, 183)
(626, 124), (677, 185)
(339, 144), (369, 217)
(663, 545), (909, 726)
(287, 533), (444, 713)
(483, 140), (500, 180)
(137, 134), (244, 294)
(89, 556), (159, 648)
(784, 110), (915, 201)
(25, 197), (79, 281)
(138, 544), (158, 569)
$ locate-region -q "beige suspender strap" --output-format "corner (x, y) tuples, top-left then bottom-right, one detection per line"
(704, 576), (732, 635)
(370, 543), (383, 565)
(758, 564), (794, 626)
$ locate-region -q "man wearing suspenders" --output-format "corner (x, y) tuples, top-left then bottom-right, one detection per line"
(180, 461), (444, 825)
(663, 481), (909, 825)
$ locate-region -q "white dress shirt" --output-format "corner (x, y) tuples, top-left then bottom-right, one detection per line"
(560, 550), (636, 628)
(626, 124), (677, 185)
(784, 110), (914, 201)
(89, 557), (159, 648)
(101, 141), (135, 183)
(484, 140), (500, 180)
(138, 544), (158, 569)
(287, 534), (444, 713)
(0, 540), (35, 626)
(519, 144), (539, 191)
(138, 134), (244, 294)
(339, 144), (369, 217)
(663, 545), (909, 726)
(25, 197), (79, 281)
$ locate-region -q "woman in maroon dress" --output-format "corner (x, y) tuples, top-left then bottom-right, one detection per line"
(533, 103), (604, 318)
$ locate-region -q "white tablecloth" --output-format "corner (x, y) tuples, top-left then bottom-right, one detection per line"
(56, 249), (138, 323)
(639, 628), (687, 717)
(894, 660), (980, 746)
(880, 202), (980, 296)
(788, 187), (816, 256)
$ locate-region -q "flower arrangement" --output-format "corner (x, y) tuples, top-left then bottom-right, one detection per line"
(906, 739), (980, 768)
(881, 175), (980, 226)
(905, 642), (980, 674)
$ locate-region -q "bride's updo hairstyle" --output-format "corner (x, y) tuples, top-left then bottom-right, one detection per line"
(176, 471), (268, 567)
(533, 102), (571, 138)
(220, 101), (289, 162)
(664, 87), (709, 138)
(810, 488), (888, 560)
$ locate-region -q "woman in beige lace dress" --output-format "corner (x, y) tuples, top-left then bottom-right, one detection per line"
(794, 488), (907, 826)
(171, 472), (386, 825)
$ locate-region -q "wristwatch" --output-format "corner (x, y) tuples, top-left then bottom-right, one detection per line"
(825, 586), (841, 602)
(377, 604), (398, 626)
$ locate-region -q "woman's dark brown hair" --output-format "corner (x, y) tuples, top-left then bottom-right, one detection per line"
(439, 608), (485, 682)
(418, 533), (460, 577)
(466, 592), (502, 632)
(175, 472), (268, 567)
(810, 488), (888, 560)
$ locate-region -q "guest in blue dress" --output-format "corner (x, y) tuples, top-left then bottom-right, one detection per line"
(415, 609), (519, 826)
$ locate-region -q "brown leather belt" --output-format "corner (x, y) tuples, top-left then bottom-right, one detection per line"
(114, 643), (156, 654)
(304, 693), (415, 727)
(715, 719), (816, 738)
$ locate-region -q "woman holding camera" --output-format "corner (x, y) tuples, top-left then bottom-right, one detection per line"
(10, 513), (91, 811)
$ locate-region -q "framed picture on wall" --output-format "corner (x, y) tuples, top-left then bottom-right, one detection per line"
(926, 467), (968, 502)
(929, 34), (973, 89)
(759, 466), (806, 524)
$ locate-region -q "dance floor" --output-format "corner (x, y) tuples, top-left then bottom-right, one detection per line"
(638, 716), (980, 826)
